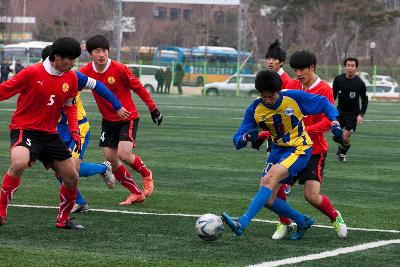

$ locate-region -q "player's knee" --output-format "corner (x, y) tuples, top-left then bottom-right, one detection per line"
(304, 191), (319, 205)
(10, 159), (29, 174)
(62, 173), (78, 188)
(117, 150), (131, 163)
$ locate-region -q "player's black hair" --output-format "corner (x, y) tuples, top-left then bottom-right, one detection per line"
(265, 39), (286, 62)
(49, 37), (81, 61)
(289, 50), (317, 69)
(344, 57), (359, 68)
(41, 45), (52, 61)
(85, 35), (110, 53)
(255, 70), (282, 93)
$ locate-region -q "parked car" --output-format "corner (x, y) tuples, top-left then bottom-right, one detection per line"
(358, 71), (371, 86)
(366, 84), (400, 99)
(203, 74), (258, 97)
(373, 75), (398, 87)
(126, 64), (166, 93)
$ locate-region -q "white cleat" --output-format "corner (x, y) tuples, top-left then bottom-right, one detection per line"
(272, 223), (294, 240)
(333, 210), (347, 239)
(101, 161), (115, 189)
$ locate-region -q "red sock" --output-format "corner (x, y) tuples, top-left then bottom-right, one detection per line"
(0, 173), (21, 217)
(276, 184), (291, 225)
(56, 184), (77, 225)
(318, 194), (338, 222)
(113, 164), (142, 195)
(130, 154), (151, 177)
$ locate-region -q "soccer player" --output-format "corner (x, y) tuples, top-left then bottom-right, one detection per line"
(333, 57), (368, 162)
(222, 70), (344, 240)
(267, 50), (348, 240)
(0, 37), (84, 229)
(80, 35), (163, 205)
(265, 39), (292, 89)
(41, 45), (130, 213)
(265, 39), (292, 194)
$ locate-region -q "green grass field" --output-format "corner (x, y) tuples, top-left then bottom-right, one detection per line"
(0, 93), (399, 266)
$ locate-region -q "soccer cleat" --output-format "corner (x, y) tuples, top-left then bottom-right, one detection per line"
(71, 203), (89, 213)
(119, 192), (145, 206)
(290, 216), (315, 240)
(332, 210), (347, 238)
(338, 154), (347, 162)
(56, 218), (85, 230)
(101, 161), (115, 189)
(142, 170), (154, 197)
(272, 223), (294, 240)
(0, 215), (5, 226)
(221, 212), (244, 236)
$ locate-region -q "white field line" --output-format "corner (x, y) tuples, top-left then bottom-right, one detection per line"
(247, 239), (400, 267)
(9, 204), (400, 234)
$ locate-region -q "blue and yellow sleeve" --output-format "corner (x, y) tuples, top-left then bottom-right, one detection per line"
(233, 99), (260, 150)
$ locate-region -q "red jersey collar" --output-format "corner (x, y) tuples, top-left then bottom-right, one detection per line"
(92, 58), (111, 74)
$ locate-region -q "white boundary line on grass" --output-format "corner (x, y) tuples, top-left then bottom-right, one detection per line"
(9, 204), (400, 234)
(247, 239), (400, 267)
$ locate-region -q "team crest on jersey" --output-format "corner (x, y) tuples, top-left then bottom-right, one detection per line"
(108, 77), (115, 84)
(62, 83), (69, 92)
(349, 92), (356, 98)
(284, 106), (294, 116)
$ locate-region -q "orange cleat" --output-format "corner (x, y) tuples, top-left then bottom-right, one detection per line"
(142, 170), (154, 197)
(119, 192), (145, 206)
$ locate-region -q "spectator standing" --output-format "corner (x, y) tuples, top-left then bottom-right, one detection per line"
(155, 67), (165, 93)
(164, 67), (172, 94)
(175, 63), (184, 95)
(1, 61), (11, 82)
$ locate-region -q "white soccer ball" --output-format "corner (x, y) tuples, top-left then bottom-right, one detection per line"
(195, 213), (224, 241)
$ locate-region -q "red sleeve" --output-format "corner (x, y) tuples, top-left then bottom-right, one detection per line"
(63, 74), (79, 134)
(306, 85), (335, 133)
(0, 68), (30, 100)
(281, 72), (291, 89)
(122, 65), (156, 110)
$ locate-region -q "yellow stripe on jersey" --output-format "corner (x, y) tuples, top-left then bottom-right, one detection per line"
(253, 96), (313, 148)
(76, 91), (86, 121)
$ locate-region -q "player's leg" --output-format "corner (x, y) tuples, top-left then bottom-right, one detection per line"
(53, 157), (83, 230)
(269, 184), (293, 240)
(223, 147), (314, 237)
(336, 117), (355, 161)
(118, 119), (154, 197)
(303, 154), (347, 238)
(0, 146), (30, 225)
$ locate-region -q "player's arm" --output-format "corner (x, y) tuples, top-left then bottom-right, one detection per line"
(233, 101), (259, 150)
(123, 66), (163, 125)
(305, 86), (334, 134)
(63, 80), (81, 152)
(75, 71), (123, 111)
(359, 81), (368, 117)
(0, 67), (30, 100)
(332, 77), (339, 101)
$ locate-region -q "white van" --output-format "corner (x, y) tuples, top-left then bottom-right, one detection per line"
(126, 64), (166, 93)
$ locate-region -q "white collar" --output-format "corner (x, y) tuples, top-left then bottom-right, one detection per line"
(92, 58), (111, 74)
(304, 76), (321, 90)
(43, 57), (63, 76)
(277, 68), (284, 76)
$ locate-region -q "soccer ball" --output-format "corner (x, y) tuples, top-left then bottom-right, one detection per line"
(195, 213), (224, 241)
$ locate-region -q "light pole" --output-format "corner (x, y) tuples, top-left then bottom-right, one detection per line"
(370, 41), (376, 98)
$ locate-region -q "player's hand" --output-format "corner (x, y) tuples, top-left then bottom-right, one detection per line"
(71, 131), (82, 154)
(356, 115), (364, 125)
(331, 121), (343, 143)
(242, 128), (259, 143)
(251, 131), (271, 150)
(117, 106), (131, 120)
(150, 107), (163, 126)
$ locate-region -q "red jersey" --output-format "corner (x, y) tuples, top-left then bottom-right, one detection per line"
(278, 68), (291, 89)
(0, 61), (78, 134)
(80, 60), (156, 122)
(285, 78), (334, 154)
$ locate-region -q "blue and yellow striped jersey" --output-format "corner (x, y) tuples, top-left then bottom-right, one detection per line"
(233, 90), (339, 149)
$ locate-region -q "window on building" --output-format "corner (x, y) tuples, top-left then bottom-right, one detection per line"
(214, 11), (224, 23)
(387, 0), (395, 10)
(183, 9), (192, 21)
(154, 7), (167, 19)
(170, 8), (181, 20)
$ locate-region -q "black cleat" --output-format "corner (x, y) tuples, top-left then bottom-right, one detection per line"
(56, 218), (85, 230)
(0, 215), (5, 226)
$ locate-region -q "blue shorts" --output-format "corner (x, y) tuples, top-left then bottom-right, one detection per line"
(57, 118), (90, 160)
(261, 144), (312, 184)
